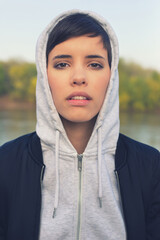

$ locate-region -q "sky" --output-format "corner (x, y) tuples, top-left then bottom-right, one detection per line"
(0, 0), (160, 71)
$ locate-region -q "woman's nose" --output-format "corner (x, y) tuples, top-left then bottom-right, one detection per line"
(71, 67), (88, 86)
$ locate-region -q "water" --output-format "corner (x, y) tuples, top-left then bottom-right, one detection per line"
(120, 112), (160, 150)
(0, 110), (159, 150)
(0, 110), (36, 145)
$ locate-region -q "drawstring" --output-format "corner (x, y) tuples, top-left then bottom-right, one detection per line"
(53, 130), (60, 218)
(98, 127), (103, 208)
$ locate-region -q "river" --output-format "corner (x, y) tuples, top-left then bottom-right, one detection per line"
(0, 110), (159, 150)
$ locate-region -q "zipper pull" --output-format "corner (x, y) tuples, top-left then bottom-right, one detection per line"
(77, 154), (83, 172)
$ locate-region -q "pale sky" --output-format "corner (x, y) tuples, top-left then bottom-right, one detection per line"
(1, 0), (160, 71)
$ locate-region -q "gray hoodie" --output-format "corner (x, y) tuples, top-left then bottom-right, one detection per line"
(36, 10), (126, 240)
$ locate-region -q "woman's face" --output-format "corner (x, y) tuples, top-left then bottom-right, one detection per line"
(47, 35), (111, 124)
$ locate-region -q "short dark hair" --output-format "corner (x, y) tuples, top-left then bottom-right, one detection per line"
(46, 13), (112, 68)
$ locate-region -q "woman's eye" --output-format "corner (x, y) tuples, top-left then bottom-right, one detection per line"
(54, 62), (69, 69)
(89, 63), (103, 69)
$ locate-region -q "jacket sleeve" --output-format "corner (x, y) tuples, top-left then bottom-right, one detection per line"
(146, 150), (160, 240)
(0, 228), (5, 240)
(0, 146), (7, 240)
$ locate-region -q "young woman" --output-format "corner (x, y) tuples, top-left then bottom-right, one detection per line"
(0, 10), (160, 240)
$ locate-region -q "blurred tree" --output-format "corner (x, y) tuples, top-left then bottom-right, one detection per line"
(0, 58), (159, 112)
(27, 76), (37, 102)
(119, 59), (160, 112)
(8, 62), (36, 100)
(0, 61), (11, 95)
(0, 63), (5, 95)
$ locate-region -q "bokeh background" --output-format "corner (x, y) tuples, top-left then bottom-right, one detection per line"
(0, 0), (160, 149)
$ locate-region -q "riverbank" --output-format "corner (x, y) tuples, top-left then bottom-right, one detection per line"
(0, 96), (159, 114)
(0, 96), (35, 110)
(0, 109), (159, 149)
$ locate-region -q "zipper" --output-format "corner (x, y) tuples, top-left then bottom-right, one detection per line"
(76, 154), (83, 240)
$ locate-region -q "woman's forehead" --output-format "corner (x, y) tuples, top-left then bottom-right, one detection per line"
(48, 36), (107, 55)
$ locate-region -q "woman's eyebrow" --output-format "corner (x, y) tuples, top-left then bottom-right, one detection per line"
(85, 55), (105, 59)
(52, 54), (105, 61)
(53, 55), (72, 60)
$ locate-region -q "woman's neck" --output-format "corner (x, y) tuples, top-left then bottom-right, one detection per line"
(61, 117), (96, 154)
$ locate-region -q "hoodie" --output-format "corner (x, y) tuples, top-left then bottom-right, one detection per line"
(36, 10), (126, 240)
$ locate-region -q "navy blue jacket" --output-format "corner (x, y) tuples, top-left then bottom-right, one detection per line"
(0, 132), (160, 240)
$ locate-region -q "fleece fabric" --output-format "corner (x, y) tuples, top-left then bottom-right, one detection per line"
(35, 10), (126, 239)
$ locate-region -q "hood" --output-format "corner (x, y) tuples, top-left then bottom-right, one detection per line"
(35, 9), (120, 156)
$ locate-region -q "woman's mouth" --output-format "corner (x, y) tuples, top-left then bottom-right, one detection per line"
(69, 96), (87, 100)
(67, 93), (91, 106)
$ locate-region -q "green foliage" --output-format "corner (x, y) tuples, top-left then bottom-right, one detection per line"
(8, 62), (37, 101)
(0, 61), (11, 95)
(0, 60), (37, 102)
(0, 63), (5, 94)
(0, 58), (159, 112)
(119, 59), (160, 112)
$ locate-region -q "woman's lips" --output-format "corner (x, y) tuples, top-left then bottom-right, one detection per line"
(67, 92), (91, 106)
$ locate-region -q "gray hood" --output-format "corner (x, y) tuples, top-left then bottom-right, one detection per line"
(35, 9), (120, 155)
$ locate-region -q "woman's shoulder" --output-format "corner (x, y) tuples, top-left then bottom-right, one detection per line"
(0, 132), (35, 149)
(0, 132), (42, 183)
(0, 132), (37, 162)
(116, 133), (160, 185)
(116, 133), (160, 170)
(119, 133), (159, 156)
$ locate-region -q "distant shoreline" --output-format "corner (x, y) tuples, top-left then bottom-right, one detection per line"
(0, 96), (35, 110)
(0, 96), (159, 114)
